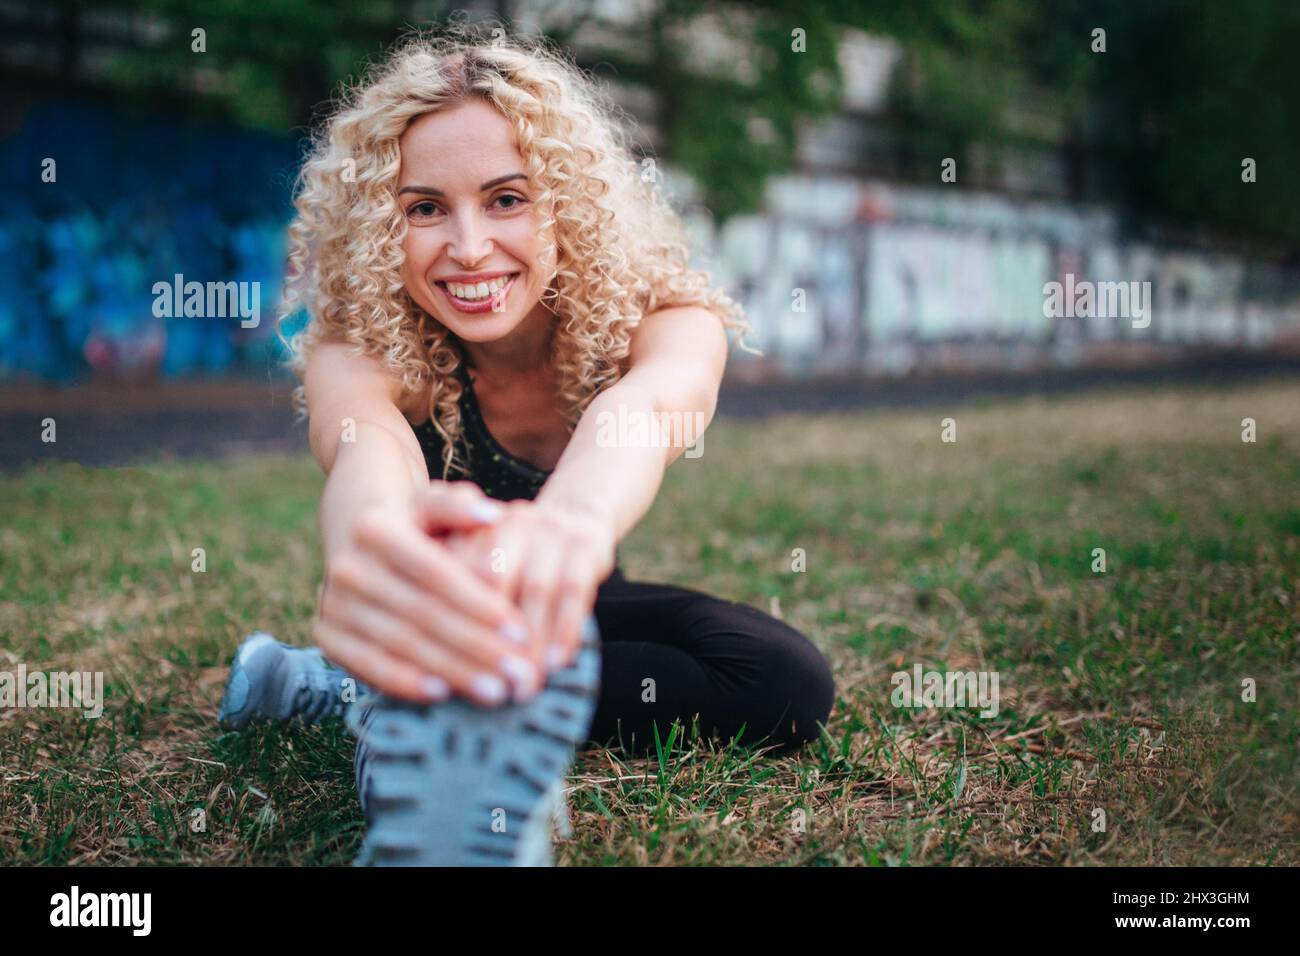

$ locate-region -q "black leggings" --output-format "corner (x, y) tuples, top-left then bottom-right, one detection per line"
(585, 566), (836, 755)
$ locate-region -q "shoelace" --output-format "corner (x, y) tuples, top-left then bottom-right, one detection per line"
(291, 667), (346, 722)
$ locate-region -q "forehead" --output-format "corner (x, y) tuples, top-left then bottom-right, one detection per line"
(398, 100), (524, 185)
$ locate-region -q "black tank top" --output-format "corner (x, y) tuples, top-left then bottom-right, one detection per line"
(414, 363), (624, 571)
(410, 363), (554, 502)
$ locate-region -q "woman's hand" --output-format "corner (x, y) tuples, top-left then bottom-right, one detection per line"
(441, 498), (615, 674)
(312, 482), (541, 706)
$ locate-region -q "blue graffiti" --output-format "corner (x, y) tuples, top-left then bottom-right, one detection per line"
(0, 100), (302, 383)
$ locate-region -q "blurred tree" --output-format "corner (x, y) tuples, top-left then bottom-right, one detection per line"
(1072, 0), (1300, 244)
(101, 0), (849, 222)
(47, 0), (1300, 240)
(109, 0), (424, 129)
(628, 0), (846, 221)
(854, 0), (1300, 243)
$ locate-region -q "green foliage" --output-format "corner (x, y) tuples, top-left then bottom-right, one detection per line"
(660, 1), (845, 221)
(97, 0), (849, 222)
(96, 0), (1300, 237)
(859, 0), (1300, 240)
(109, 0), (424, 128)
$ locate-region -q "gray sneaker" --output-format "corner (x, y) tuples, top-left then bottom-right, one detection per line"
(218, 632), (364, 730)
(349, 616), (601, 866)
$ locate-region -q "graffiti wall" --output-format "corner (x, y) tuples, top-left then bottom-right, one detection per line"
(2, 101), (1296, 384)
(687, 178), (1300, 376)
(0, 100), (297, 383)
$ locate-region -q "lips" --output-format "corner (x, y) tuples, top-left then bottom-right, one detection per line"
(434, 272), (519, 315)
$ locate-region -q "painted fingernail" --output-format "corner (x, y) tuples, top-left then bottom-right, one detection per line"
(500, 655), (539, 696)
(545, 645), (566, 670)
(472, 501), (505, 523)
(499, 620), (529, 644)
(471, 673), (508, 705)
(421, 675), (450, 701)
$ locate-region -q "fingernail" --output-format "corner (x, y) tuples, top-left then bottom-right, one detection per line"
(472, 501), (505, 523)
(499, 655), (539, 696)
(421, 675), (450, 701)
(471, 673), (508, 705)
(499, 620), (529, 644)
(545, 645), (566, 671)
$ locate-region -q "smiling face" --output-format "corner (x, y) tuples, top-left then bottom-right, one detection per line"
(397, 98), (555, 348)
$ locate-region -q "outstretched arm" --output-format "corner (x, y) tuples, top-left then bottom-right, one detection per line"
(537, 304), (730, 541)
(304, 340), (535, 705)
(450, 305), (731, 670)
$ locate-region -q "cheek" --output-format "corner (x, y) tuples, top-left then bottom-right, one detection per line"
(400, 231), (436, 283)
(502, 216), (546, 268)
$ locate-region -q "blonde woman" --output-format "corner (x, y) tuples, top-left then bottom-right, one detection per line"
(218, 26), (835, 865)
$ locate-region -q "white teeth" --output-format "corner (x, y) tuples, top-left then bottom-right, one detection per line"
(445, 275), (512, 301)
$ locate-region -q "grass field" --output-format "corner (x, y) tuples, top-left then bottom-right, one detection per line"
(2, 376), (1298, 866)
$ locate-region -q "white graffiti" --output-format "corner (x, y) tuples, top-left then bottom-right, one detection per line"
(686, 177), (1300, 374)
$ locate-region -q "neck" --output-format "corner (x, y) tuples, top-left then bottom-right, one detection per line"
(459, 302), (556, 385)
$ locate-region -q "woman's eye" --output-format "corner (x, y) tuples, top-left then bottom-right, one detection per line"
(408, 201), (440, 218)
(494, 194), (526, 210)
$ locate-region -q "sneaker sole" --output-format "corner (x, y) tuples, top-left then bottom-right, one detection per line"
(347, 617), (601, 866)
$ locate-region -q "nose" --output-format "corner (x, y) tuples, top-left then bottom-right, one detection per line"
(447, 208), (494, 268)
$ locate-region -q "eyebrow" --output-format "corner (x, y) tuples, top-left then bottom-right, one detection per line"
(397, 173), (527, 197)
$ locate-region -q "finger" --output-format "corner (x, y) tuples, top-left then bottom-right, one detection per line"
(444, 525), (506, 587)
(329, 598), (527, 705)
(463, 519), (539, 661)
(354, 513), (527, 638)
(313, 617), (449, 704)
(329, 554), (538, 688)
(548, 554), (598, 672)
(515, 540), (564, 671)
(415, 481), (506, 535)
(478, 519), (528, 596)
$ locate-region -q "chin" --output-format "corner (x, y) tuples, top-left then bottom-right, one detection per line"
(444, 319), (518, 343)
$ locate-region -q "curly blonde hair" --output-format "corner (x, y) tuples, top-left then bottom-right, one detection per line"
(277, 22), (756, 480)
